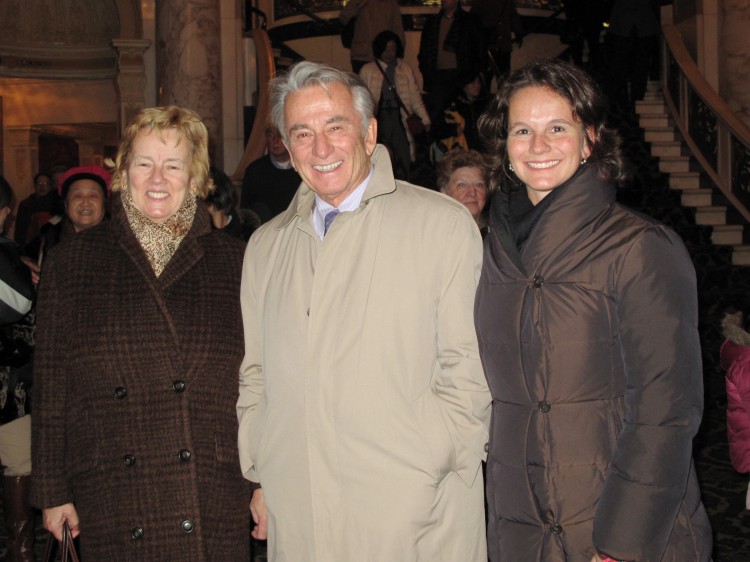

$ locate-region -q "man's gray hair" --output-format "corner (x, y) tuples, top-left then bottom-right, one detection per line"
(269, 61), (375, 144)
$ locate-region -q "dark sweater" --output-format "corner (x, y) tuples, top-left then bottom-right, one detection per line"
(241, 155), (300, 223)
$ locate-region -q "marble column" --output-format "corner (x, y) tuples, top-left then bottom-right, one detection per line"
(113, 39), (151, 135)
(156, 0), (223, 164)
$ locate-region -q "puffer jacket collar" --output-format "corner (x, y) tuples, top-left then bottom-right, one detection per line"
(489, 165), (615, 276)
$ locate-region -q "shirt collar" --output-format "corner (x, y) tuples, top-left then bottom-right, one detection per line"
(270, 154), (293, 170)
(312, 165), (374, 240)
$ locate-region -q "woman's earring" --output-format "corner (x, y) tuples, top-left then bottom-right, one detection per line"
(580, 157), (587, 165)
(508, 162), (514, 172)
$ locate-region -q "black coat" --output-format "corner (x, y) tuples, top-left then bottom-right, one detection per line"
(418, 8), (486, 92)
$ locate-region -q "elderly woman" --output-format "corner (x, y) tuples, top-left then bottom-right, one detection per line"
(475, 60), (712, 562)
(30, 107), (250, 560)
(436, 149), (489, 232)
(360, 30), (430, 181)
(26, 165), (110, 264)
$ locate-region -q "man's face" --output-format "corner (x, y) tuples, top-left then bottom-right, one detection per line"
(442, 0), (458, 13)
(265, 128), (290, 162)
(34, 174), (53, 196)
(283, 82), (377, 207)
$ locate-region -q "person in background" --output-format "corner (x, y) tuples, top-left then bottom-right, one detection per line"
(238, 61), (490, 561)
(241, 125), (300, 224)
(0, 175), (36, 562)
(431, 71), (490, 155)
(436, 149), (489, 233)
(339, 0), (404, 74)
(26, 165), (110, 264)
(470, 0), (523, 84)
(606, 0), (660, 105)
(207, 167), (254, 241)
(14, 172), (55, 250)
(563, 0), (611, 69)
(360, 30), (431, 181)
(475, 59), (712, 562)
(31, 106), (251, 560)
(721, 310), (750, 511)
(418, 0), (486, 123)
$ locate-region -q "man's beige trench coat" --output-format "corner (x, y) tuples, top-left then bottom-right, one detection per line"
(238, 146), (491, 561)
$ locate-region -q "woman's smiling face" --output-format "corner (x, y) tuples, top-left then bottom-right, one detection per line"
(506, 86), (592, 205)
(124, 128), (193, 223)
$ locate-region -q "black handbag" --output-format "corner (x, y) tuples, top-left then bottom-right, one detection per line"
(43, 521), (81, 562)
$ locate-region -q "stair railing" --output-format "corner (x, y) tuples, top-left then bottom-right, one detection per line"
(232, 24), (275, 182)
(661, 24), (750, 224)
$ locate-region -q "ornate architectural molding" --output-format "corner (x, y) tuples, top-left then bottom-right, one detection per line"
(0, 0), (120, 79)
(112, 38), (151, 133)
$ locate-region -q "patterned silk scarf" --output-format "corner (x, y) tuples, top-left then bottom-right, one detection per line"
(121, 186), (197, 277)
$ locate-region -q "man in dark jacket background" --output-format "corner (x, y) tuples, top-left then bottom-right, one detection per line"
(418, 0), (486, 123)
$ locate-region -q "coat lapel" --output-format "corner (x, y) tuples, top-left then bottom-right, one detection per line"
(113, 198), (212, 372)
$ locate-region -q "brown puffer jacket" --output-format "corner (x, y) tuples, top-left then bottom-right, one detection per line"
(475, 167), (712, 562)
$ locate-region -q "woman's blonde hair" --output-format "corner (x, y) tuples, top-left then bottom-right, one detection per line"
(110, 106), (214, 198)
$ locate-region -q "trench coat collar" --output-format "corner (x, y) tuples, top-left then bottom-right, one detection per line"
(490, 165), (616, 275)
(275, 144), (397, 231)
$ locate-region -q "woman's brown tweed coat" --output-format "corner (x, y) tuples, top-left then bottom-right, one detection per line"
(30, 200), (251, 561)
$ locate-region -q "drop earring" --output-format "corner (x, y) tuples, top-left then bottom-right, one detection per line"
(580, 157), (587, 165)
(508, 162), (514, 172)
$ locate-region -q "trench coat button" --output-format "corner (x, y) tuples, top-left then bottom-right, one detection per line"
(551, 523), (563, 534)
(533, 275), (544, 288)
(114, 387), (128, 400)
(171, 380), (186, 393)
(538, 401), (551, 413)
(123, 454), (136, 467)
(181, 520), (195, 533)
(178, 449), (191, 462)
(484, 442), (489, 453)
(306, 308), (310, 317)
(131, 527), (144, 540)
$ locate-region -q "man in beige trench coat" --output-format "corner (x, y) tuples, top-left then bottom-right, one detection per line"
(237, 61), (492, 561)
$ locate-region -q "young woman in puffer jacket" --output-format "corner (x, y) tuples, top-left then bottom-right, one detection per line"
(720, 310), (750, 510)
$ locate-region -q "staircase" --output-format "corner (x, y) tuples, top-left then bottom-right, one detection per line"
(636, 88), (750, 266)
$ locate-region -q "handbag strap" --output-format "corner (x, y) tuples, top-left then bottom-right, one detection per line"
(44, 521), (81, 562)
(63, 521), (81, 562)
(374, 61), (410, 115)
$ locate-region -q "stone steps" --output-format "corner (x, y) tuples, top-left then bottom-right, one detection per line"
(638, 92), (749, 266)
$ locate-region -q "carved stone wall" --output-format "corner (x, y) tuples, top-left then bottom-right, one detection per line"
(0, 0), (120, 78)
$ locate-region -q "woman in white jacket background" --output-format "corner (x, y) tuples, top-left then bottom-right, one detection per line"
(360, 31), (430, 181)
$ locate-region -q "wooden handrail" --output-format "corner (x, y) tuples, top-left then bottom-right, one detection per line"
(661, 24), (750, 224)
(232, 28), (276, 182)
